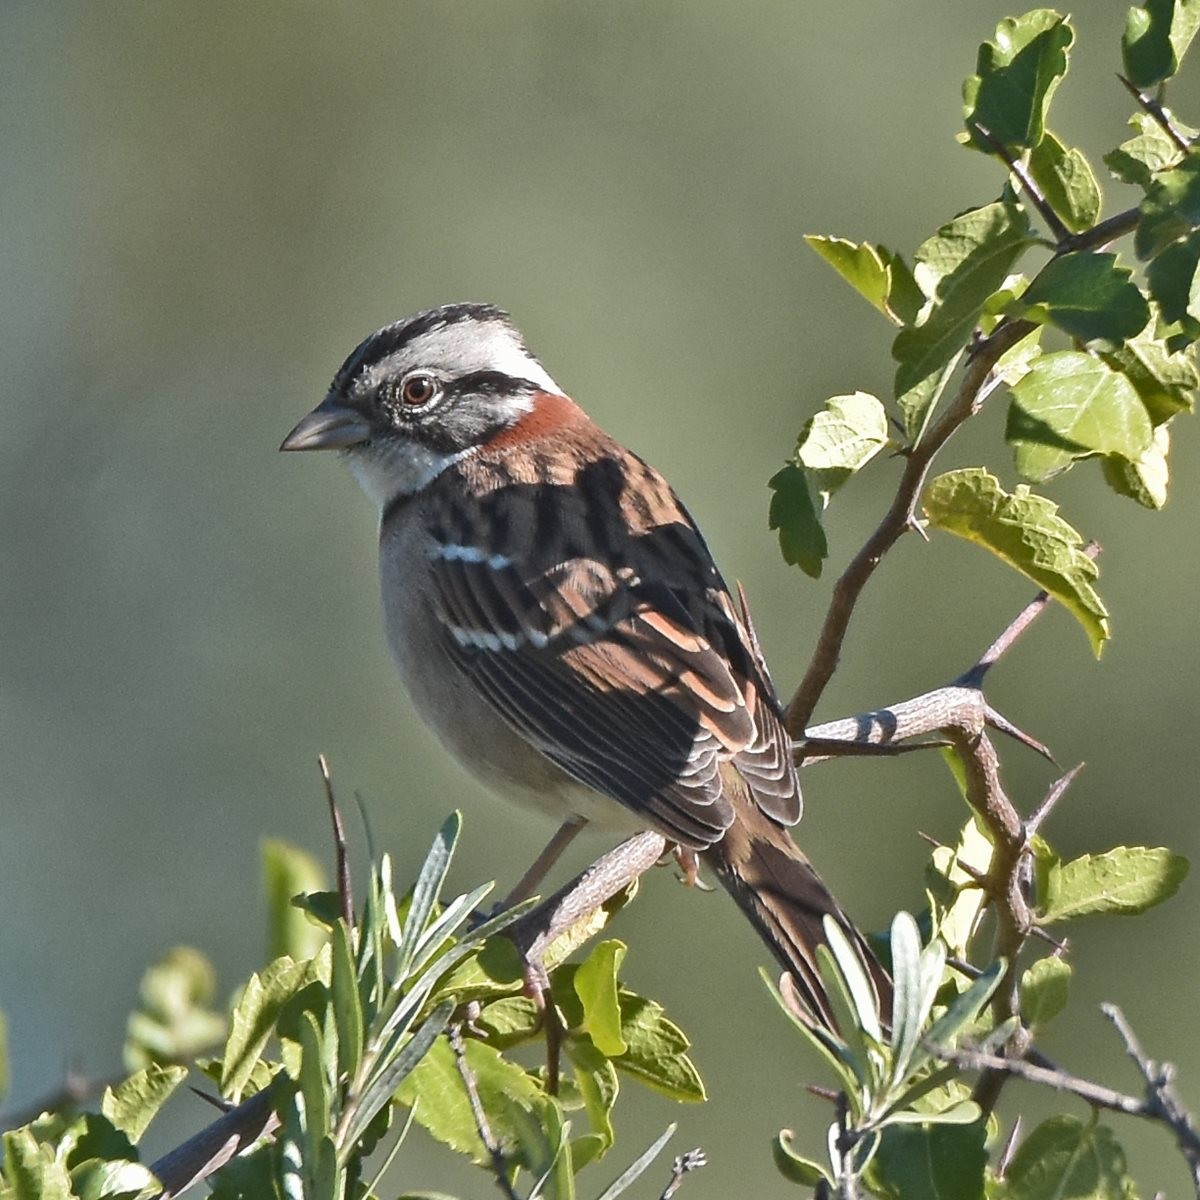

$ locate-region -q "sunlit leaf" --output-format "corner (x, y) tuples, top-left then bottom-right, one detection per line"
(2, 1129), (74, 1200)
(100, 1065), (187, 1144)
(1104, 112), (1192, 188)
(1135, 152), (1200, 260)
(1101, 331), (1198, 424)
(1001, 1115), (1134, 1200)
(793, 392), (891, 505)
(1102, 424), (1170, 509)
(773, 1130), (830, 1187)
(1020, 957), (1071, 1030)
(573, 941), (628, 1057)
(612, 990), (705, 1102)
(922, 468), (1109, 654)
(1028, 133), (1101, 232)
(1039, 846), (1189, 922)
(872, 1120), (987, 1200)
(124, 947), (226, 1072)
(263, 839), (328, 963)
(894, 201), (1032, 440)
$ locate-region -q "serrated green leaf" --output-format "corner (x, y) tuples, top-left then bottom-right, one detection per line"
(1020, 957), (1071, 1030)
(1147, 229), (1200, 331)
(794, 392), (890, 505)
(1101, 330), (1198, 423)
(768, 464), (827, 578)
(894, 201), (1032, 441)
(872, 1121), (987, 1200)
(1019, 254), (1149, 344)
(1040, 846), (1189, 922)
(262, 840), (327, 964)
(2, 1130), (74, 1200)
(927, 819), (994, 957)
(773, 1130), (830, 1187)
(922, 468), (1109, 654)
(573, 941), (627, 1057)
(612, 991), (704, 1102)
(1123, 0), (1200, 88)
(221, 956), (313, 1102)
(1104, 111), (1191, 189)
(1008, 351), (1152, 481)
(396, 1035), (543, 1165)
(100, 1065), (187, 1144)
(124, 947), (226, 1072)
(963, 10), (1073, 150)
(1136, 152), (1200, 260)
(1102, 423), (1171, 509)
(1001, 1115), (1135, 1200)
(475, 996), (541, 1048)
(1028, 133), (1101, 233)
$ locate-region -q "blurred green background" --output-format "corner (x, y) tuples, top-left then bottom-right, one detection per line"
(3, 1), (1198, 1195)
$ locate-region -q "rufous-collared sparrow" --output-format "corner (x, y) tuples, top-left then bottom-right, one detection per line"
(282, 302), (888, 1026)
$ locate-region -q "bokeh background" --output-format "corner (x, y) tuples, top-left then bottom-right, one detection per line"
(3, 2), (1198, 1195)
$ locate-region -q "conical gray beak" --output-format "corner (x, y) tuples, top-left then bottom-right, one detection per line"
(280, 399), (372, 452)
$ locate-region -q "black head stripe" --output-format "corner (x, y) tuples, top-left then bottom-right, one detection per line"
(332, 303), (516, 391)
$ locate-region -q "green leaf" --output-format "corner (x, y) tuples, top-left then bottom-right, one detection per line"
(768, 465), (827, 578)
(1146, 229), (1200, 329)
(100, 1065), (187, 1143)
(1028, 133), (1101, 233)
(124, 947), (226, 1071)
(262, 839), (327, 964)
(793, 392), (891, 505)
(1019, 957), (1071, 1030)
(475, 996), (542, 1047)
(1018, 254), (1149, 344)
(396, 1035), (544, 1165)
(872, 1121), (986, 1200)
(773, 1130), (830, 1187)
(1135, 152), (1200, 260)
(566, 1041), (618, 1157)
(1007, 351), (1152, 480)
(805, 236), (891, 316)
(963, 10), (1073, 150)
(1001, 1115), (1134, 1200)
(894, 201), (1032, 441)
(70, 1155), (159, 1200)
(1123, 0), (1200, 88)
(1100, 330), (1198, 423)
(398, 813), (462, 978)
(613, 990), (705, 1102)
(221, 955), (314, 1102)
(926, 819), (993, 957)
(2, 1129), (74, 1200)
(1104, 112), (1191, 189)
(922, 468), (1109, 655)
(1102, 424), (1171, 509)
(573, 941), (628, 1057)
(1039, 846), (1189, 922)
(329, 921), (364, 1084)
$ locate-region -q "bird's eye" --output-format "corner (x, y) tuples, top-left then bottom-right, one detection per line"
(400, 374), (438, 406)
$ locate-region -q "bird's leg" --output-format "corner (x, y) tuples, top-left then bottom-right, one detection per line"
(672, 845), (712, 890)
(502, 816), (587, 907)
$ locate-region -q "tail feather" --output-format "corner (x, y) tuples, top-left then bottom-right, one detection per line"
(703, 778), (892, 1033)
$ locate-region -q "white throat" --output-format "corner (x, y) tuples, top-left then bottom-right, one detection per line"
(345, 439), (472, 513)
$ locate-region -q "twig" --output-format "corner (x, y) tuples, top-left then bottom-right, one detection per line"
(970, 122), (1072, 245)
(1026, 763), (1085, 836)
(1103, 1004), (1200, 1192)
(660, 1147), (708, 1199)
(1118, 75), (1192, 153)
(318, 755), (354, 926)
(449, 1023), (520, 1200)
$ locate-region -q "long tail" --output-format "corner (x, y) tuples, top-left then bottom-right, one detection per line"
(702, 782), (892, 1033)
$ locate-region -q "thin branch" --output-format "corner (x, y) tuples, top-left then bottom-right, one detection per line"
(1103, 1004), (1200, 1192)
(449, 1023), (520, 1200)
(970, 122), (1072, 244)
(318, 754), (354, 926)
(1026, 763), (1085, 836)
(1117, 75), (1192, 153)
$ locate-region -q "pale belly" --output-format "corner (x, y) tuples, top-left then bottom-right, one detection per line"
(377, 518), (645, 835)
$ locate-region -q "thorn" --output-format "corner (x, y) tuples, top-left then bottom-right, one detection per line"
(985, 705), (1057, 765)
(997, 1115), (1022, 1180)
(907, 513), (931, 541)
(1026, 763), (1085, 836)
(917, 830), (945, 850)
(1029, 925), (1069, 953)
(804, 1084), (841, 1104)
(189, 1087), (233, 1113)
